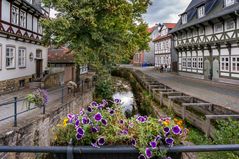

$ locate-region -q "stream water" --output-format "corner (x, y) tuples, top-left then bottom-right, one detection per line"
(112, 77), (136, 116)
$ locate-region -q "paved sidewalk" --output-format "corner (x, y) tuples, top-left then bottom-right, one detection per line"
(125, 65), (239, 112)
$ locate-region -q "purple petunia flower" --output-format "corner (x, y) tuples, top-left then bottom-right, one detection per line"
(91, 101), (98, 107)
(131, 139), (137, 147)
(172, 125), (182, 135)
(149, 141), (157, 149)
(87, 106), (92, 112)
(164, 127), (170, 133)
(138, 154), (146, 159)
(98, 104), (104, 110)
(119, 120), (124, 124)
(76, 133), (83, 140)
(165, 137), (174, 145)
(137, 116), (147, 123)
(67, 114), (74, 120)
(114, 99), (121, 104)
(120, 129), (128, 135)
(128, 122), (134, 128)
(77, 127), (84, 135)
(75, 120), (80, 127)
(91, 127), (99, 133)
(155, 135), (162, 141)
(101, 119), (107, 126)
(94, 112), (102, 121)
(82, 117), (90, 125)
(97, 137), (105, 145)
(102, 99), (108, 106)
(109, 109), (115, 116)
(145, 147), (152, 158)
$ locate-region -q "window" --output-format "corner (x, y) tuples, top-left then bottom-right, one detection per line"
(12, 6), (19, 25)
(187, 32), (192, 38)
(192, 57), (197, 69)
(20, 10), (26, 28)
(38, 22), (42, 34)
(6, 47), (15, 68)
(187, 57), (192, 68)
(221, 57), (229, 71)
(193, 30), (198, 37)
(182, 58), (187, 67)
(199, 28), (204, 35)
(231, 56), (239, 72)
(18, 48), (26, 67)
(182, 14), (187, 24)
(226, 20), (235, 31)
(198, 5), (205, 18)
(225, 0), (235, 7)
(214, 23), (223, 33)
(198, 57), (203, 69)
(36, 50), (42, 59)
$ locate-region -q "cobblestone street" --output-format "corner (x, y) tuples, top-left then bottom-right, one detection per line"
(124, 65), (239, 112)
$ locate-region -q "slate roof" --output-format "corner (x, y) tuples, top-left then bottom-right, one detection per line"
(48, 47), (75, 64)
(170, 0), (239, 33)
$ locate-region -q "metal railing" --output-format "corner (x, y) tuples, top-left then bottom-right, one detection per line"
(0, 86), (74, 127)
(0, 145), (239, 159)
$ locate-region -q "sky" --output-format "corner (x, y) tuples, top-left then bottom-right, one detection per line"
(50, 0), (191, 27)
(143, 0), (191, 27)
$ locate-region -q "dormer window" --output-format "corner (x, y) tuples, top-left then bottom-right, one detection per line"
(198, 5), (205, 18)
(182, 14), (187, 24)
(225, 0), (235, 7)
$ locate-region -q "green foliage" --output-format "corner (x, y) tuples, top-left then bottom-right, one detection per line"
(42, 0), (151, 68)
(53, 101), (187, 158)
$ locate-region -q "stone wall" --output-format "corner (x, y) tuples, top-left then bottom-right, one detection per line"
(0, 90), (93, 159)
(0, 75), (32, 95)
(42, 72), (63, 89)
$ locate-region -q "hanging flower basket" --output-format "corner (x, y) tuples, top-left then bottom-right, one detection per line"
(26, 89), (48, 108)
(52, 99), (187, 159)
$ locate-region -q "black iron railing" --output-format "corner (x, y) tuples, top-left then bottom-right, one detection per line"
(0, 145), (239, 159)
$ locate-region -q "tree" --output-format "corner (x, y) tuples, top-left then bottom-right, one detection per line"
(42, 0), (151, 99)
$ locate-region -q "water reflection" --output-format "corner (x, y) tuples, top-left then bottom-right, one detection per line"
(113, 91), (134, 113)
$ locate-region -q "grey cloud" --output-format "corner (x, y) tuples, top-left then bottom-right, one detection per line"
(143, 0), (191, 26)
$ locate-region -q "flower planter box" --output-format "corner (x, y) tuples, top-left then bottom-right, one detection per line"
(52, 146), (182, 159)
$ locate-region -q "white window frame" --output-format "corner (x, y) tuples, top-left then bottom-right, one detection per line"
(187, 57), (192, 68)
(18, 48), (26, 68)
(231, 56), (239, 73)
(192, 57), (197, 69)
(182, 57), (187, 68)
(182, 14), (187, 24)
(225, 0), (235, 7)
(6, 46), (16, 69)
(198, 5), (205, 18)
(214, 23), (223, 33)
(20, 10), (26, 28)
(198, 57), (203, 69)
(220, 56), (230, 72)
(11, 6), (19, 25)
(199, 28), (204, 35)
(225, 20), (235, 31)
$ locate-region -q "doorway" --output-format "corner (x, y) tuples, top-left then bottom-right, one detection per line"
(36, 59), (43, 78)
(204, 59), (211, 80)
(212, 59), (219, 81)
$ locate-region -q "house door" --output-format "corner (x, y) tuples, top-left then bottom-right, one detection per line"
(212, 59), (219, 81)
(204, 59), (211, 80)
(36, 60), (43, 78)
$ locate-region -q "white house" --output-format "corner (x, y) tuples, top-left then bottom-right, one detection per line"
(171, 0), (239, 83)
(0, 0), (49, 93)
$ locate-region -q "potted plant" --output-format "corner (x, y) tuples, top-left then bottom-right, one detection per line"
(52, 99), (187, 159)
(26, 89), (48, 108)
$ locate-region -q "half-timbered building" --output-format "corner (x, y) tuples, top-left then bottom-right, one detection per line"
(154, 23), (176, 71)
(0, 0), (49, 93)
(171, 0), (239, 83)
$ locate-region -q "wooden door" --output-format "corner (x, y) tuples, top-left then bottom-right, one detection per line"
(204, 59), (211, 80)
(212, 59), (219, 81)
(36, 60), (42, 78)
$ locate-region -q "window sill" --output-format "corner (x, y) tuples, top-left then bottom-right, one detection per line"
(19, 66), (26, 69)
(6, 67), (16, 70)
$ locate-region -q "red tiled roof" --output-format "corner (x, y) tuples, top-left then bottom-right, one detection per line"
(164, 23), (176, 29)
(147, 25), (157, 33)
(48, 47), (75, 63)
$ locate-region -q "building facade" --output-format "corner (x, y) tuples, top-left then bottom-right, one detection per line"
(171, 0), (239, 83)
(132, 25), (158, 66)
(154, 23), (176, 70)
(0, 0), (49, 93)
